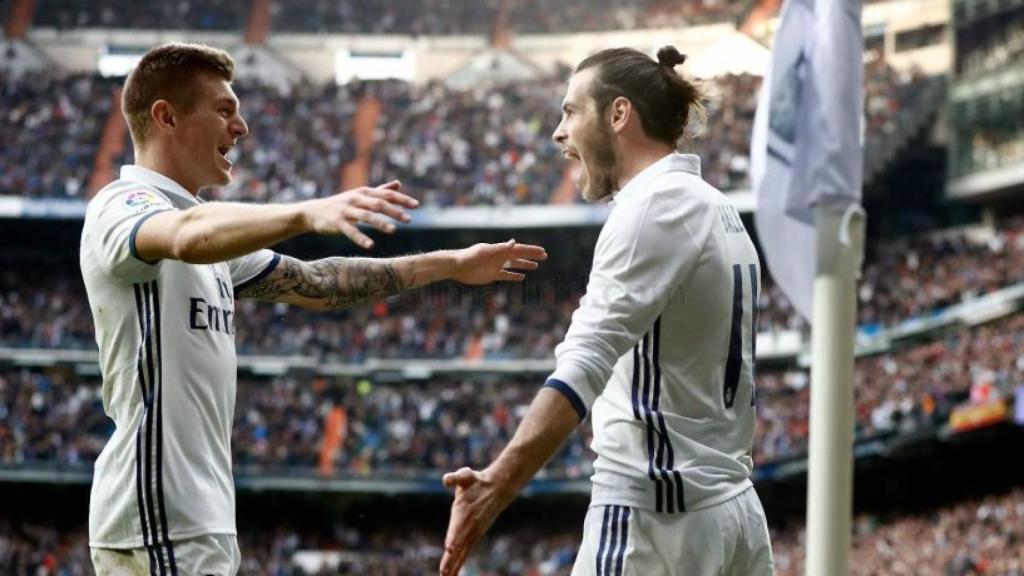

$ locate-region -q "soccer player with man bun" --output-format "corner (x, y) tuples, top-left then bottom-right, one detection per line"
(441, 46), (774, 575)
(82, 42), (546, 575)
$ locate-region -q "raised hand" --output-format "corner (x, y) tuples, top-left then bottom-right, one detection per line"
(303, 180), (419, 248)
(450, 240), (548, 285)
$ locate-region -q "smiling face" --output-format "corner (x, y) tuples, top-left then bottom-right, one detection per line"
(552, 68), (619, 203)
(169, 74), (249, 192)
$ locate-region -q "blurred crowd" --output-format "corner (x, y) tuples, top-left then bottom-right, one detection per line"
(503, 0), (750, 34)
(368, 78), (566, 207)
(755, 311), (1024, 464)
(28, 0), (751, 35)
(772, 487), (1024, 576)
(8, 219), (1024, 359)
(963, 127), (1024, 176)
(0, 368), (594, 478)
(958, 13), (1024, 79)
(270, 0), (498, 36)
(0, 71), (114, 199)
(3, 304), (1023, 475)
(4, 487), (1023, 574)
(33, 0), (247, 30)
(1, 58), (930, 206)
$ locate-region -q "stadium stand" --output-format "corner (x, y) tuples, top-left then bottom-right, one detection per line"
(33, 0), (249, 31)
(6, 219), (1024, 357)
(4, 487), (1023, 574)
(4, 302), (1022, 475)
(7, 1), (1024, 573)
(772, 488), (1024, 575)
(1, 58), (934, 205)
(956, 12), (1024, 79)
(0, 71), (115, 199)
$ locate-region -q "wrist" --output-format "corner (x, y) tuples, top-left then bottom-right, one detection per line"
(423, 249), (461, 283)
(292, 200), (317, 235)
(484, 456), (528, 500)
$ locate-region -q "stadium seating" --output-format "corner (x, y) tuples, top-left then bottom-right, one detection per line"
(0, 71), (115, 199)
(5, 487), (1023, 574)
(1, 60), (934, 206)
(33, 0), (248, 30)
(4, 301), (1022, 475)
(6, 220), (1024, 356)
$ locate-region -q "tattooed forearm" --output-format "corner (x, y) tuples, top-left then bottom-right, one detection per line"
(237, 255), (408, 308)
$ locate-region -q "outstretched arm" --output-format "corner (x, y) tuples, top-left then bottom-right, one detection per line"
(439, 387), (581, 576)
(236, 240), (547, 310)
(133, 181), (418, 264)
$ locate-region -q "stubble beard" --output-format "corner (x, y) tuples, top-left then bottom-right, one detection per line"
(580, 122), (618, 203)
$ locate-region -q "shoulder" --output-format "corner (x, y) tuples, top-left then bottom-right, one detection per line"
(86, 180), (173, 221)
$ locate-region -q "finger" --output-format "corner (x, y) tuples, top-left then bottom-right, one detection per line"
(442, 468), (477, 489)
(352, 195), (413, 223)
(440, 549), (462, 576)
(368, 192), (418, 218)
(439, 550), (452, 576)
(344, 207), (398, 234)
(505, 258), (539, 271)
(338, 221), (374, 249)
(440, 542), (470, 576)
(370, 185), (419, 210)
(495, 270), (526, 282)
(380, 179), (402, 191)
(507, 243), (548, 260)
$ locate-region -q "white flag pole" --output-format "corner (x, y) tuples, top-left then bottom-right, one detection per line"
(806, 199), (864, 576)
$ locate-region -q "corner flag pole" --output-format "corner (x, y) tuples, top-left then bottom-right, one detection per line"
(806, 200), (864, 575)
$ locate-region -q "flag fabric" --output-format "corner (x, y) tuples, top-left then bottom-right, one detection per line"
(751, 0), (864, 322)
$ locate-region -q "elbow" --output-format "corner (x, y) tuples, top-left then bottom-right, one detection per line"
(169, 228), (216, 264)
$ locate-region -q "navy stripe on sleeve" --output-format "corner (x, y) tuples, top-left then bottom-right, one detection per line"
(128, 209), (174, 265)
(234, 253), (282, 294)
(543, 378), (587, 421)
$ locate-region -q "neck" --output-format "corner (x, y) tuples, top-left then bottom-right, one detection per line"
(615, 141), (674, 191)
(135, 145), (201, 196)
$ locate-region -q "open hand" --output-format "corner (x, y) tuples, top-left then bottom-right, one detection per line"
(451, 240), (548, 285)
(304, 180), (419, 248)
(440, 467), (515, 576)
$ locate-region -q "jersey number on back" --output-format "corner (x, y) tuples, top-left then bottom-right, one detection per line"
(724, 263), (758, 409)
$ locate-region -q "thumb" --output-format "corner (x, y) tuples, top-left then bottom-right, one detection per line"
(381, 180), (402, 191)
(442, 467), (478, 489)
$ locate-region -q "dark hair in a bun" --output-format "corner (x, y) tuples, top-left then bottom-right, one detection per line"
(656, 46), (687, 68)
(574, 45), (704, 147)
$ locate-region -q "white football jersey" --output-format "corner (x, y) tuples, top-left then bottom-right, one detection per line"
(81, 166), (279, 557)
(548, 153), (760, 514)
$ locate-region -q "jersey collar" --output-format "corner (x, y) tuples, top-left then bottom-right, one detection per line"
(609, 153), (702, 206)
(120, 165), (200, 205)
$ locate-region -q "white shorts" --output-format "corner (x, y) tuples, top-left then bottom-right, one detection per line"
(91, 533), (240, 576)
(571, 487), (774, 576)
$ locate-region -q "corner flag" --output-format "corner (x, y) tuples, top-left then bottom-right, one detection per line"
(750, 0), (864, 322)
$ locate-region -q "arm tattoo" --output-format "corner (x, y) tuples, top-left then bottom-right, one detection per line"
(237, 255), (407, 308)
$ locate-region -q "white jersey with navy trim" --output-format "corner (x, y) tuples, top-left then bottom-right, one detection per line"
(546, 153), (760, 514)
(82, 165), (279, 558)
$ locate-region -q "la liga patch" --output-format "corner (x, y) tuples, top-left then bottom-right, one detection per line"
(123, 190), (170, 214)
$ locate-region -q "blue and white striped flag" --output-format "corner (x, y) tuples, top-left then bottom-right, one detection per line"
(751, 0), (864, 322)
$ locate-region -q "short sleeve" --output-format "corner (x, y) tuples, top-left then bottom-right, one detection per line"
(230, 250), (281, 292)
(85, 188), (175, 282)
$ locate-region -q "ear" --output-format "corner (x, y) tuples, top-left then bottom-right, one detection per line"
(610, 96), (631, 134)
(150, 99), (176, 133)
